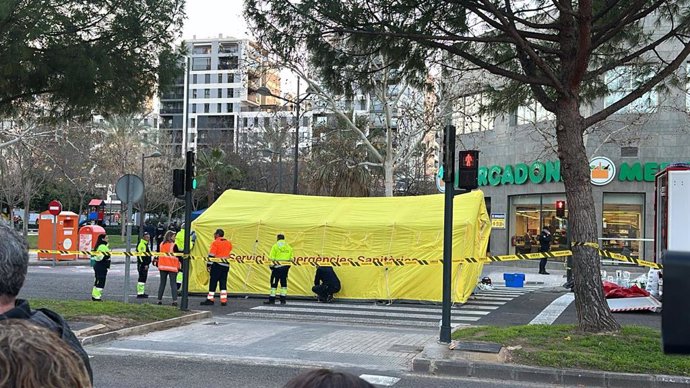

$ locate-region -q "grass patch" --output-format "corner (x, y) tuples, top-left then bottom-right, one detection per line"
(29, 299), (184, 324)
(453, 324), (690, 376)
(25, 235), (129, 250)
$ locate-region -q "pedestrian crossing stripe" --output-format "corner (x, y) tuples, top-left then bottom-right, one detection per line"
(229, 312), (471, 328)
(278, 301), (491, 315)
(227, 286), (532, 328)
(29, 241), (661, 269)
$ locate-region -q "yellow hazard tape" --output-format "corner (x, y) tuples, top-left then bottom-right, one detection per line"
(28, 245), (662, 270)
(572, 242), (600, 249)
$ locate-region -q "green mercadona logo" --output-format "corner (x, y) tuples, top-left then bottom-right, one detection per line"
(477, 159), (676, 187)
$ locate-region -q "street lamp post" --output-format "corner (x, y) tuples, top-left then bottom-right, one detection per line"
(257, 79), (310, 195)
(139, 151), (162, 239)
(262, 148), (284, 192)
(293, 78), (300, 194)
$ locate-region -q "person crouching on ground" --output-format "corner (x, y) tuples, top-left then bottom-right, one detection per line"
(312, 266), (341, 303)
(155, 231), (179, 306)
(201, 229), (233, 306)
(265, 233), (294, 305)
(91, 234), (111, 301)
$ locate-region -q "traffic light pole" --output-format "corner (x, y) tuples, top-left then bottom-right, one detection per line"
(181, 151), (193, 311)
(180, 56), (192, 312)
(440, 124), (456, 344)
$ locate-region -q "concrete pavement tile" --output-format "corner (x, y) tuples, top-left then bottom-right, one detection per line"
(411, 358), (431, 373)
(471, 362), (515, 381)
(562, 369), (606, 387)
(654, 375), (690, 387)
(512, 365), (562, 384)
(432, 359), (472, 377)
(605, 372), (655, 388)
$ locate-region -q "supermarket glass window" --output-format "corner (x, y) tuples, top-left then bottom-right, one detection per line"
(509, 194), (568, 254)
(602, 193), (645, 259)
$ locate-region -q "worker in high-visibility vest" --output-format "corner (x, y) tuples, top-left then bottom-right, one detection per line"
(155, 230), (180, 306)
(201, 229), (232, 306)
(90, 234), (111, 301)
(136, 232), (152, 298)
(264, 233), (293, 305)
(174, 224), (196, 293)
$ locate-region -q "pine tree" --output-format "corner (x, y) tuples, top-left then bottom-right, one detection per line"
(246, 0), (690, 333)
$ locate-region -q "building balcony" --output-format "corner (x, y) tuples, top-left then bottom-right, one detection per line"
(160, 108), (183, 114)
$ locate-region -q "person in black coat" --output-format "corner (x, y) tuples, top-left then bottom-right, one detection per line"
(144, 221), (156, 250)
(312, 266), (341, 302)
(538, 227), (552, 275)
(0, 223), (92, 382)
(155, 222), (166, 251)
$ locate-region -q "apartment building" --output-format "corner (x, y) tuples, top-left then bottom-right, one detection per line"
(159, 35), (280, 154)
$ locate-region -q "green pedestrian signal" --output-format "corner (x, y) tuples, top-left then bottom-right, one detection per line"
(192, 178), (197, 190)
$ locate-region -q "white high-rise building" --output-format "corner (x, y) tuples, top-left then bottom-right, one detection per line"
(159, 35), (280, 154)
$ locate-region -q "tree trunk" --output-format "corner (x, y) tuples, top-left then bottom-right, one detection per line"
(22, 189), (31, 238)
(384, 160), (394, 197)
(167, 204), (174, 225)
(207, 178), (216, 206)
(77, 191), (86, 222)
(555, 98), (620, 333)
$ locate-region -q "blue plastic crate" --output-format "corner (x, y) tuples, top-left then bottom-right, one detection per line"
(503, 273), (525, 288)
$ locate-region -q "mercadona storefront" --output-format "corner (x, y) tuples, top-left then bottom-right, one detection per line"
(479, 156), (675, 261)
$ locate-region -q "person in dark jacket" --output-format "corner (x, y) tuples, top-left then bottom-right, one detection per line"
(312, 266), (341, 303)
(155, 222), (166, 251)
(0, 320), (92, 388)
(91, 234), (111, 301)
(144, 221), (156, 250)
(538, 227), (552, 275)
(0, 223), (93, 382)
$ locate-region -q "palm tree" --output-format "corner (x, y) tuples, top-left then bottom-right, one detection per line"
(307, 122), (373, 197)
(196, 147), (240, 206)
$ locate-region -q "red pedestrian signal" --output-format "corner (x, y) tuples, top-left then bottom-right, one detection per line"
(556, 200), (566, 217)
(463, 153), (475, 168)
(457, 150), (480, 190)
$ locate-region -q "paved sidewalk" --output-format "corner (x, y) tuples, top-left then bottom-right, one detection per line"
(481, 264), (567, 288)
(86, 316), (437, 372)
(481, 261), (648, 288)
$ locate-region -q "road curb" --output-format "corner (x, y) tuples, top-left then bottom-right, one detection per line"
(80, 310), (212, 346)
(412, 355), (690, 387)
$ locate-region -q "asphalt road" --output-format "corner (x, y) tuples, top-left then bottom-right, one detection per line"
(89, 354), (559, 388)
(22, 263), (661, 329)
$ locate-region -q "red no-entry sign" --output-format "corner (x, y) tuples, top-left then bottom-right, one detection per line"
(48, 200), (62, 216)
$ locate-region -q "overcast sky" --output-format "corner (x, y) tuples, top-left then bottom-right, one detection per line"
(183, 0), (250, 40)
(183, 0), (296, 92)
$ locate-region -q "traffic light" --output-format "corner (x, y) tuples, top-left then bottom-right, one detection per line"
(457, 150), (479, 190)
(173, 169), (185, 197)
(556, 200), (566, 217)
(185, 150), (195, 191)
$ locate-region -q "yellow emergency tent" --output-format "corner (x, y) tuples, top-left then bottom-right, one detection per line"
(188, 189), (491, 303)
